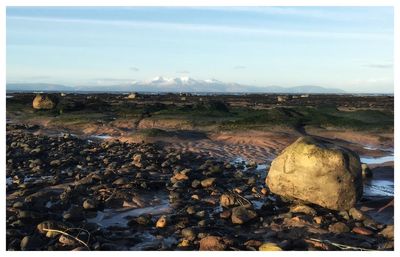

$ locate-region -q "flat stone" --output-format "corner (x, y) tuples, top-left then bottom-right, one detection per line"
(290, 204), (317, 216)
(349, 208), (366, 221)
(220, 194), (236, 208)
(231, 206), (257, 224)
(352, 227), (373, 236)
(201, 178), (216, 188)
(379, 225), (394, 240)
(259, 242), (282, 251)
(328, 222), (350, 233)
(199, 236), (227, 251)
(156, 215), (167, 228)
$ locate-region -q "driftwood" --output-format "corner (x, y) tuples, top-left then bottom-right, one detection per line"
(307, 238), (372, 251)
(42, 228), (90, 250)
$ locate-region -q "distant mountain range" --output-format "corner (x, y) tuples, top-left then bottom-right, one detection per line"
(7, 76), (346, 94)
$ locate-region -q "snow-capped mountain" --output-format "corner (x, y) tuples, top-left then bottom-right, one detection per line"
(133, 76), (244, 92)
(7, 77), (346, 94)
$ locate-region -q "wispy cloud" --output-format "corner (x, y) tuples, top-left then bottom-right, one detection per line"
(363, 64), (392, 69)
(130, 67), (139, 71)
(192, 7), (391, 22)
(7, 15), (391, 40)
(234, 65), (246, 69)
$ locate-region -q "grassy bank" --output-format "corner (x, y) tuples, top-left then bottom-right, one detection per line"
(7, 96), (394, 133)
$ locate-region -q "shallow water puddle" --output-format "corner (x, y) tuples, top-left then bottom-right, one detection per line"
(129, 232), (177, 250)
(361, 155), (394, 165)
(364, 179), (394, 197)
(90, 134), (113, 140)
(88, 193), (171, 228)
(88, 201), (171, 228)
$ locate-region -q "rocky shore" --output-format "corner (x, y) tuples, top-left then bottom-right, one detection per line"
(6, 123), (394, 251)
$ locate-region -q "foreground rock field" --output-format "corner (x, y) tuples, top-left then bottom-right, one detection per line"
(6, 124), (394, 251)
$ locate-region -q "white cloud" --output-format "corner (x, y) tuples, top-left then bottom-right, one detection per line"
(7, 15), (391, 40)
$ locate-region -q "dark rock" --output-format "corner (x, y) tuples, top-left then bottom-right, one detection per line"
(63, 206), (84, 221)
(83, 199), (97, 210)
(349, 208), (366, 221)
(191, 180), (201, 188)
(201, 178), (216, 188)
(181, 228), (196, 241)
(379, 225), (394, 239)
(220, 194), (236, 208)
(231, 206), (257, 224)
(20, 235), (43, 250)
(220, 210), (231, 219)
(361, 163), (373, 178)
(59, 234), (77, 246)
(290, 204), (317, 216)
(328, 222), (350, 233)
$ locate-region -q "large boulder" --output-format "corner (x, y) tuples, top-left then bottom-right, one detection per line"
(32, 94), (56, 110)
(266, 136), (362, 211)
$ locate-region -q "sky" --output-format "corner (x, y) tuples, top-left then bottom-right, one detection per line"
(6, 6), (394, 93)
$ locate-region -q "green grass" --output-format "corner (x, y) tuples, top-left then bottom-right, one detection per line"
(7, 98), (393, 132)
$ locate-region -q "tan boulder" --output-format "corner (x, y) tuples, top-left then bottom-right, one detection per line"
(199, 236), (227, 251)
(32, 94), (56, 110)
(266, 136), (362, 211)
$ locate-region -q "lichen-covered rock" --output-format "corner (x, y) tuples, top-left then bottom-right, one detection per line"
(266, 136), (362, 211)
(32, 94), (56, 110)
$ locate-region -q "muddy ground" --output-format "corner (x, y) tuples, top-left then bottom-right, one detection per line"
(5, 93), (394, 251)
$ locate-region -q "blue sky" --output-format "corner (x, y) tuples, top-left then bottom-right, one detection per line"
(6, 7), (394, 93)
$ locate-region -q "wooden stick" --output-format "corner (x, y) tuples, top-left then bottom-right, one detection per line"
(42, 228), (90, 250)
(308, 238), (372, 251)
